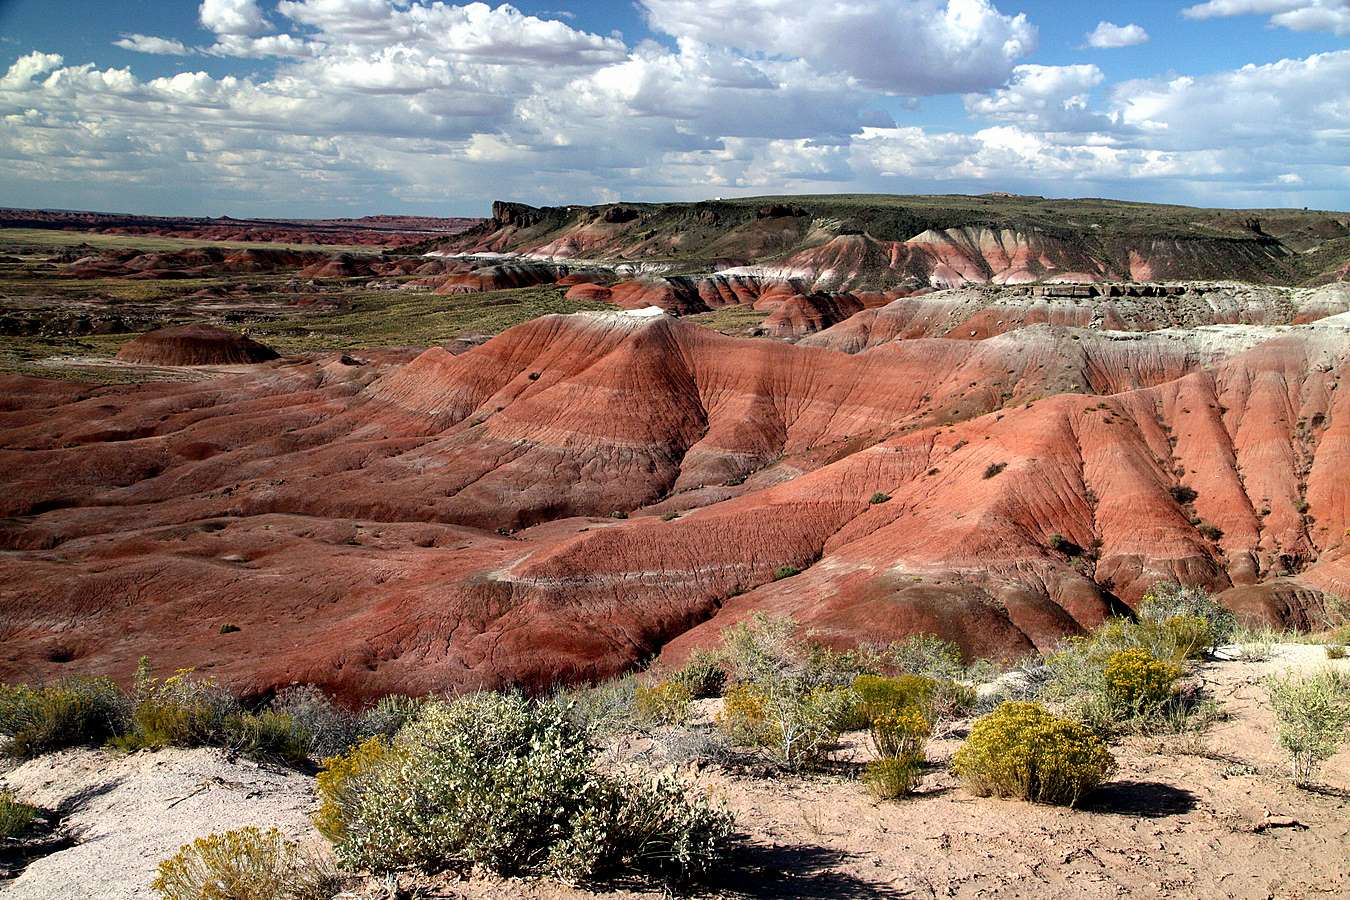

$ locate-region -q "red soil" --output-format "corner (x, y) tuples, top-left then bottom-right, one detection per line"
(115, 325), (280, 366)
(2, 308), (1348, 701)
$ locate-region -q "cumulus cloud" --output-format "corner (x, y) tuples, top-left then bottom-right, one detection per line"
(114, 34), (193, 56)
(200, 0), (272, 36)
(639, 0), (1037, 95)
(1181, 0), (1350, 36)
(1083, 21), (1150, 48)
(964, 64), (1108, 131)
(0, 1), (1346, 214)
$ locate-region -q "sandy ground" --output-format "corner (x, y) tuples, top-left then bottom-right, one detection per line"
(2, 644), (1347, 899)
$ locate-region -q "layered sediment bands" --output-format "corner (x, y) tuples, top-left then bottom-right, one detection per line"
(2, 309), (1348, 700)
(435, 196), (1348, 290)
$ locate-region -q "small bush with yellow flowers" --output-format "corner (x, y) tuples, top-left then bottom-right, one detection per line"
(1103, 648), (1181, 717)
(635, 681), (694, 726)
(951, 702), (1115, 806)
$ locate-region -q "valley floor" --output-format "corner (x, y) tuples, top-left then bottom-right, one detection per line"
(2, 645), (1346, 899)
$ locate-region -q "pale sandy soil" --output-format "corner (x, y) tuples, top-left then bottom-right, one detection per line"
(2, 645), (1347, 899)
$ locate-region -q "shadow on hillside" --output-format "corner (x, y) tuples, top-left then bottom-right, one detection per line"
(711, 841), (912, 899)
(1081, 780), (1198, 818)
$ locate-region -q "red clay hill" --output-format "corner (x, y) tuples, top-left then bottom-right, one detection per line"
(115, 325), (279, 366)
(2, 286), (1349, 702)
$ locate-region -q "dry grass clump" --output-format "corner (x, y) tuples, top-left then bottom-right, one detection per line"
(152, 827), (339, 900)
(0, 789), (38, 839)
(0, 676), (126, 759)
(951, 702), (1115, 806)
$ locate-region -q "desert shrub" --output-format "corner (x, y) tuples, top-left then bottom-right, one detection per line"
(328, 692), (732, 884)
(1103, 649), (1180, 716)
(1137, 583), (1236, 651)
(314, 736), (392, 844)
(0, 676), (127, 758)
(862, 755), (923, 800)
(273, 685), (359, 760)
(983, 462), (1007, 479)
(720, 614), (801, 686)
(554, 674), (639, 737)
(1169, 485), (1198, 504)
(869, 492), (891, 504)
(951, 702), (1115, 806)
(357, 693), (423, 740)
(716, 684), (772, 746)
(668, 649), (727, 699)
(1264, 669), (1350, 785)
(716, 682), (850, 770)
(868, 707), (931, 761)
(772, 565), (800, 580)
(221, 710), (309, 764)
(1326, 645), (1347, 660)
(152, 826), (339, 900)
(884, 633), (968, 683)
(635, 681), (693, 726)
(652, 726), (732, 767)
(113, 665), (307, 763)
(0, 789), (38, 839)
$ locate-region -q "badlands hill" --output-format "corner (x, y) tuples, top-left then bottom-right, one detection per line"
(426, 194), (1350, 289)
(2, 279), (1349, 701)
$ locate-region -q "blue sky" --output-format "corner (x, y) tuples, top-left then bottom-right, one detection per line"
(0, 0), (1347, 216)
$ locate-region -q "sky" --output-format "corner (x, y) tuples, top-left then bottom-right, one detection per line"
(0, 0), (1347, 217)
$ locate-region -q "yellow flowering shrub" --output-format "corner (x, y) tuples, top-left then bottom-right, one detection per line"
(634, 680), (693, 726)
(314, 736), (392, 844)
(951, 702), (1115, 806)
(1103, 648), (1180, 715)
(869, 707), (931, 760)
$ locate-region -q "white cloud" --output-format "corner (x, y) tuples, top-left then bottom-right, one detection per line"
(200, 0), (271, 36)
(1084, 21), (1150, 48)
(964, 64), (1108, 131)
(1181, 0), (1350, 36)
(639, 0), (1037, 95)
(114, 34), (193, 56)
(0, 2), (1347, 215)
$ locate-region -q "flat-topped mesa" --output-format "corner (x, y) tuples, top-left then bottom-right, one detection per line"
(115, 324), (280, 366)
(431, 195), (1349, 289)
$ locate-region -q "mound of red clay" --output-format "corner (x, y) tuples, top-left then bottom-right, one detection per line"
(3, 306), (1349, 702)
(115, 325), (280, 366)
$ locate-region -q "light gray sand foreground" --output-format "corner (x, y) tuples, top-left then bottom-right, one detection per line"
(2, 645), (1347, 899)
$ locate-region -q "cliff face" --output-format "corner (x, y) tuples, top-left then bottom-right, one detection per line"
(436, 195), (1348, 290)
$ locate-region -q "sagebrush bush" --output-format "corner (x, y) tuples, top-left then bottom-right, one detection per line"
(358, 694), (423, 740)
(862, 755), (923, 800)
(1264, 669), (1350, 785)
(951, 702), (1115, 806)
(152, 827), (339, 900)
(1103, 648), (1180, 716)
(668, 649), (726, 699)
(0, 676), (127, 758)
(715, 682), (850, 770)
(553, 674), (639, 737)
(326, 692), (732, 884)
(273, 685), (359, 760)
(0, 789), (38, 839)
(634, 681), (693, 726)
(1137, 583), (1236, 652)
